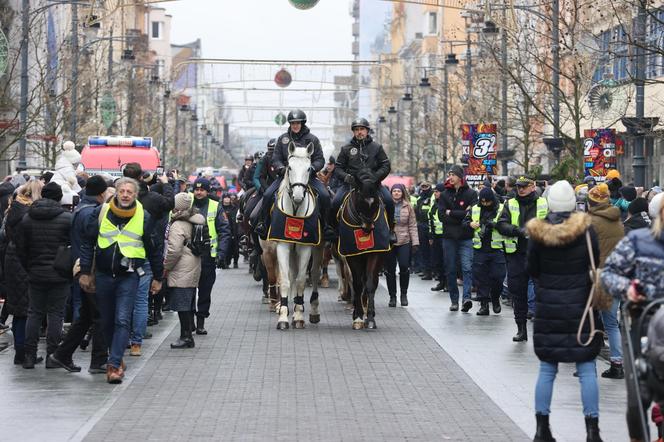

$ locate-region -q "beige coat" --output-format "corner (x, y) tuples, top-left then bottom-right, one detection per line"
(393, 200), (419, 247)
(164, 210), (206, 288)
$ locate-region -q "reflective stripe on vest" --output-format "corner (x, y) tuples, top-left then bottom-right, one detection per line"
(429, 204), (443, 235)
(471, 204), (504, 250)
(207, 199), (219, 258)
(504, 197), (548, 254)
(97, 201), (146, 259)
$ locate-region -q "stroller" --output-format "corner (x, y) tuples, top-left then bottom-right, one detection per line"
(622, 298), (664, 441)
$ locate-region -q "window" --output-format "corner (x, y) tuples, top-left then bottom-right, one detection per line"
(427, 12), (437, 35)
(646, 9), (664, 79)
(592, 26), (630, 83)
(151, 21), (163, 39)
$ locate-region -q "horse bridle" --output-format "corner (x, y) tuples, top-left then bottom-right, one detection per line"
(347, 189), (379, 232)
(285, 155), (311, 213)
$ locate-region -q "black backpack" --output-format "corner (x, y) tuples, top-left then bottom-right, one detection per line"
(186, 223), (211, 256)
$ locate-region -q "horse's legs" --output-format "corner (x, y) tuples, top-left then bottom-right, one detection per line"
(364, 254), (383, 330)
(260, 239), (280, 312)
(291, 245), (312, 329)
(347, 257), (366, 330)
(309, 244), (324, 324)
(276, 243), (291, 330)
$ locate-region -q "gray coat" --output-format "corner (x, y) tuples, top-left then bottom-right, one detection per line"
(164, 210), (206, 288)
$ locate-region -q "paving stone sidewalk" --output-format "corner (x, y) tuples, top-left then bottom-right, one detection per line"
(84, 267), (528, 441)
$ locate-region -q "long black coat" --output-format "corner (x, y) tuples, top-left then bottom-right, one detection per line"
(334, 135), (390, 185)
(526, 211), (603, 363)
(3, 199), (31, 316)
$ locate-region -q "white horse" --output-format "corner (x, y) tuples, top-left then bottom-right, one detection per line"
(274, 142), (319, 330)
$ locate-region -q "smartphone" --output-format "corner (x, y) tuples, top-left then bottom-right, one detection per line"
(156, 166), (164, 176)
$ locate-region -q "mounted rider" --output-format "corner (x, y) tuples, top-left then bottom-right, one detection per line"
(331, 117), (395, 240)
(254, 110), (333, 241)
(238, 154), (255, 192)
(252, 138), (279, 194)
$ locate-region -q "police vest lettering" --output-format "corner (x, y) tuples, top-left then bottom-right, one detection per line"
(428, 204), (443, 235)
(207, 199), (219, 258)
(97, 201), (146, 259)
(471, 204), (504, 250)
(504, 197), (548, 254)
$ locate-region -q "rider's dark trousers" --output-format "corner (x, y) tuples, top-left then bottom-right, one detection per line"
(331, 184), (394, 226)
(195, 255), (216, 319)
(261, 176), (330, 223)
(507, 252), (529, 322)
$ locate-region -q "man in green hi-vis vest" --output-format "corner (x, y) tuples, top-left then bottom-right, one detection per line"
(497, 176), (548, 342)
(192, 177), (232, 335)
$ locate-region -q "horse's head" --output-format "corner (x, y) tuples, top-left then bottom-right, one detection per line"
(286, 141), (313, 204)
(353, 178), (380, 233)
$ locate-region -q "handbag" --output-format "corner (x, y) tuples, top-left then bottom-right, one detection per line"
(577, 230), (609, 346)
(53, 245), (73, 280)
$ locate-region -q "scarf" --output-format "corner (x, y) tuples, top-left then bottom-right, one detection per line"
(109, 197), (136, 218)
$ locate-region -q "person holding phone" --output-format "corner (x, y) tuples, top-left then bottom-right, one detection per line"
(601, 192), (664, 442)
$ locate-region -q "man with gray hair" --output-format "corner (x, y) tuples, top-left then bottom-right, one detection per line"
(78, 177), (164, 384)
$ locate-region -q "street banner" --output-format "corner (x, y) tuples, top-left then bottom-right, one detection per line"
(461, 123), (498, 187)
(583, 128), (618, 181)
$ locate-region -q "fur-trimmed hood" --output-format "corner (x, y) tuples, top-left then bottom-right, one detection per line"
(526, 211), (591, 247)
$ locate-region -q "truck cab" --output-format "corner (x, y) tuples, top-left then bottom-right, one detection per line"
(81, 136), (160, 177)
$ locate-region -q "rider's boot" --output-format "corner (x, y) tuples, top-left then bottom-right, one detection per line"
(254, 208), (269, 240)
(320, 206), (336, 242)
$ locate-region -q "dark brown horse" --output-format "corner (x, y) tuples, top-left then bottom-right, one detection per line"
(340, 181), (388, 330)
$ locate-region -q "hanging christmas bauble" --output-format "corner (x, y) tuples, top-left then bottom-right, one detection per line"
(274, 68), (292, 88)
(288, 0), (320, 10)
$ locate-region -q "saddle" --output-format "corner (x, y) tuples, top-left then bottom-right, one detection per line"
(266, 187), (321, 245)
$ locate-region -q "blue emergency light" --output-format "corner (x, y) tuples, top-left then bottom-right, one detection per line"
(88, 136), (152, 148)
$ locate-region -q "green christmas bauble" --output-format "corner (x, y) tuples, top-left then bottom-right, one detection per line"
(288, 0), (320, 10)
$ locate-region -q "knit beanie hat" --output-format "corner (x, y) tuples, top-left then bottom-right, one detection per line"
(620, 185), (637, 202)
(588, 183), (610, 204)
(42, 182), (63, 202)
(434, 183), (445, 192)
(85, 175), (108, 196)
(628, 197), (649, 215)
(479, 187), (494, 202)
(650, 193), (664, 219)
(546, 180), (576, 213)
(174, 192), (193, 212)
(448, 165), (464, 180)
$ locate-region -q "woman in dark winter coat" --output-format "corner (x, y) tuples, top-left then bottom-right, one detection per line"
(601, 192), (664, 442)
(526, 180), (603, 442)
(4, 181), (42, 364)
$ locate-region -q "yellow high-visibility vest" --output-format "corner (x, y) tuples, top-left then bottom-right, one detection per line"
(504, 197), (547, 254)
(97, 201), (146, 259)
(471, 204), (504, 250)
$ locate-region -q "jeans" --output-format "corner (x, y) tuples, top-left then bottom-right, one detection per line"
(131, 261), (152, 345)
(384, 243), (411, 295)
(442, 238), (473, 304)
(196, 255), (216, 319)
(55, 287), (107, 366)
(472, 249), (506, 302)
(24, 282), (69, 357)
(95, 272), (139, 368)
(507, 252), (530, 322)
(600, 297), (622, 363)
(417, 223), (431, 273)
(535, 360), (599, 418)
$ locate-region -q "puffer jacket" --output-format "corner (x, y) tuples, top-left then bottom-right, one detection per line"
(16, 198), (72, 285)
(602, 227), (664, 301)
(164, 209), (205, 288)
(526, 212), (602, 363)
(272, 126), (325, 173)
(588, 203), (624, 266)
(334, 135), (391, 186)
(3, 198), (31, 316)
(393, 199), (419, 247)
(623, 212), (651, 234)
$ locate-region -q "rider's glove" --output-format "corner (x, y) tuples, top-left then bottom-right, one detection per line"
(344, 175), (356, 186)
(276, 166), (286, 177)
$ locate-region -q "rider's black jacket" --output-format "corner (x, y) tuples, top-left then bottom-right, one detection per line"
(271, 126), (325, 173)
(254, 152), (279, 192)
(238, 164), (255, 191)
(334, 135), (391, 184)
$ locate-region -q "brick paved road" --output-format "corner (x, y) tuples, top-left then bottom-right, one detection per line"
(84, 267), (528, 441)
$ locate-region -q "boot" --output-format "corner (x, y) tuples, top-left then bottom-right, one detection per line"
(584, 416), (602, 442)
(491, 298), (502, 314)
(533, 413), (556, 442)
(513, 321), (528, 342)
(601, 362), (624, 379)
(388, 294), (397, 308)
(477, 301), (490, 316)
(431, 281), (446, 292)
(421, 271), (433, 281)
(171, 312), (195, 349)
(400, 292), (408, 307)
(14, 346), (25, 365)
(22, 353), (37, 369)
(196, 315), (207, 335)
(106, 365), (123, 384)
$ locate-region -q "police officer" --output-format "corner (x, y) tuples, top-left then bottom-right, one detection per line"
(497, 176), (548, 341)
(252, 139), (279, 194)
(415, 182), (434, 280)
(191, 177), (232, 335)
(429, 183), (446, 292)
(78, 178), (164, 384)
(464, 187), (505, 316)
(332, 118), (394, 234)
(254, 110), (333, 240)
(238, 154), (255, 191)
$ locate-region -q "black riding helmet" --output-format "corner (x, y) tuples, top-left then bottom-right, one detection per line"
(254, 151), (264, 160)
(351, 117), (371, 131)
(267, 138), (277, 151)
(287, 109), (307, 125)
(244, 154), (253, 161)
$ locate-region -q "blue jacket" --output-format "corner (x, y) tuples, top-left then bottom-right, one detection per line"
(71, 195), (101, 262)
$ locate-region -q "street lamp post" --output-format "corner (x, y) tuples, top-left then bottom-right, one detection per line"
(402, 91), (414, 175)
(69, 2), (80, 144)
(18, 0), (29, 169)
(161, 86), (170, 166)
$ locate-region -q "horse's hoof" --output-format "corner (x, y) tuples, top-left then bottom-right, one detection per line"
(309, 314), (320, 324)
(276, 321), (289, 330)
(262, 296), (270, 304)
(352, 321), (364, 330)
(365, 319), (377, 330)
(294, 320), (305, 329)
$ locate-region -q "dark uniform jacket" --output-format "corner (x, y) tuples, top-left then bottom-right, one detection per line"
(238, 165), (255, 191)
(334, 136), (390, 185)
(272, 126), (325, 173)
(253, 153), (279, 192)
